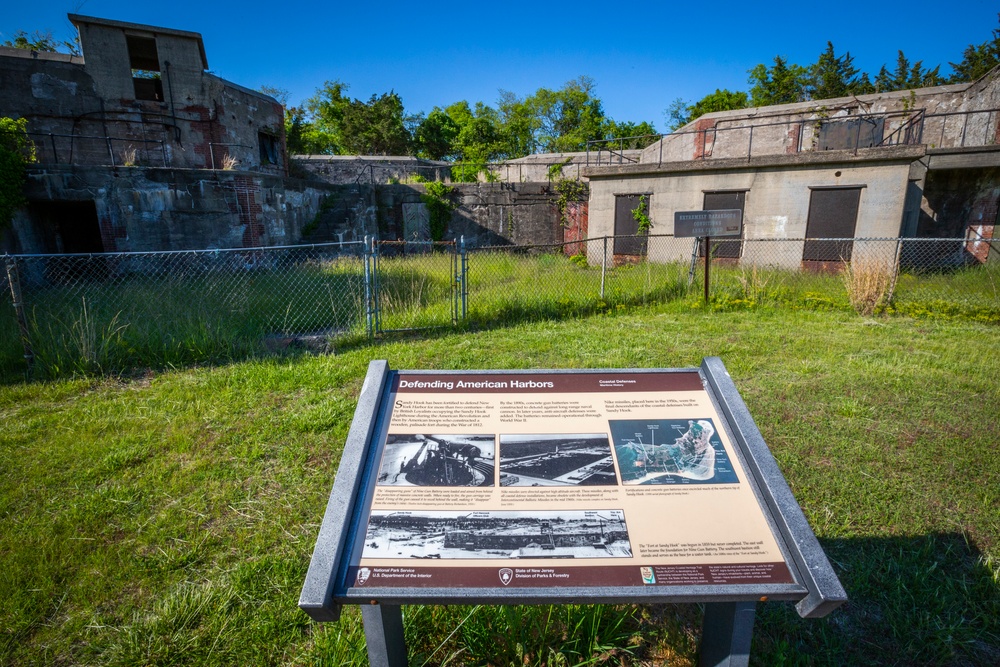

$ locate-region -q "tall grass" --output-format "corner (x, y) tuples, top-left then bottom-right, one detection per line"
(3, 258), (366, 378)
(841, 259), (894, 316)
(2, 248), (998, 381)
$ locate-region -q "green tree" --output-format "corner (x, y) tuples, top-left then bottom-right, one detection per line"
(2, 29), (79, 55)
(874, 52), (942, 92)
(297, 81), (411, 155)
(413, 109), (460, 160)
(748, 56), (810, 106)
(339, 91), (410, 155)
(449, 101), (505, 163)
(601, 120), (658, 148)
(496, 90), (539, 158)
(302, 80), (350, 154)
(0, 117), (35, 230)
(809, 42), (866, 99)
(949, 14), (1000, 82)
(666, 89), (749, 130)
(525, 76), (607, 153)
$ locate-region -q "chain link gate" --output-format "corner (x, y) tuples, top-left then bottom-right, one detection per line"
(366, 238), (467, 335)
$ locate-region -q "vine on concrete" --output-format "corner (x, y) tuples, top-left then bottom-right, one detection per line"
(421, 181), (457, 241)
(0, 117), (34, 231)
(631, 194), (652, 234)
(553, 179), (589, 227)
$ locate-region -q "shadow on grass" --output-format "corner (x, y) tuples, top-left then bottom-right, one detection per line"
(301, 534), (998, 665)
(753, 533), (999, 665)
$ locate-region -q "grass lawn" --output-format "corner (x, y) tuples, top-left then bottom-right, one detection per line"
(1, 305), (998, 665)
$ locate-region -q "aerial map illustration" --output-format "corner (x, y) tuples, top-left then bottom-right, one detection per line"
(608, 418), (739, 485)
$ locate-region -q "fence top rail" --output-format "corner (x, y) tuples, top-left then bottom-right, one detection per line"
(377, 240), (456, 246)
(2, 237), (986, 262)
(5, 241), (364, 260)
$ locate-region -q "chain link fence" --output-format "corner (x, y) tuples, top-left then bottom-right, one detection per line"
(3, 235), (998, 378)
(2, 243), (366, 377)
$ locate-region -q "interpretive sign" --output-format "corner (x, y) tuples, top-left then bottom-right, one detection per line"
(674, 209), (743, 238)
(300, 359), (846, 667)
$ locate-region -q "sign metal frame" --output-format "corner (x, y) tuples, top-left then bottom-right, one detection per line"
(300, 358), (846, 666)
(674, 209), (744, 238)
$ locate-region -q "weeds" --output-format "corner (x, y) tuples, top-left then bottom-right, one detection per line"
(120, 146), (138, 167)
(842, 258), (896, 315)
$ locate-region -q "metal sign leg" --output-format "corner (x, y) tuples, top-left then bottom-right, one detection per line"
(699, 601), (756, 667)
(362, 604), (408, 667)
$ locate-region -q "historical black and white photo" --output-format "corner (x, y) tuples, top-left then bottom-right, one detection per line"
(362, 510), (632, 559)
(377, 434), (496, 486)
(498, 433), (617, 486)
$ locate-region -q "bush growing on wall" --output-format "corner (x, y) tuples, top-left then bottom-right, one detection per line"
(0, 117), (34, 231)
(421, 181), (457, 241)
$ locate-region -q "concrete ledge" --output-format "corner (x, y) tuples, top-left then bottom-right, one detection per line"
(583, 145), (927, 179)
(927, 144), (1000, 170)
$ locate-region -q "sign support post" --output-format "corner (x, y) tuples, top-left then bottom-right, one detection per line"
(362, 604), (408, 667)
(704, 235), (711, 303)
(701, 601), (756, 667)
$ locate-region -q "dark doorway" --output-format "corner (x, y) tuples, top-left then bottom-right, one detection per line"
(701, 191), (746, 258)
(30, 200), (104, 254)
(803, 187), (862, 261)
(613, 194), (648, 256)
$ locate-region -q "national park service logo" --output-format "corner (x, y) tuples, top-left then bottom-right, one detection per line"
(499, 568), (513, 586)
(357, 567), (371, 586)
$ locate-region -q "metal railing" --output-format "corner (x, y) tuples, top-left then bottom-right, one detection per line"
(586, 107), (1000, 165)
(3, 235), (997, 377)
(25, 132), (169, 167)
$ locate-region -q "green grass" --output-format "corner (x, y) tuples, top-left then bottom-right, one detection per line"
(1, 305), (998, 665)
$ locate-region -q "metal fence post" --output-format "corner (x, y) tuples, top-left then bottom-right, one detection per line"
(459, 235), (468, 320)
(600, 236), (607, 299)
(451, 240), (459, 325)
(885, 237), (903, 306)
(4, 255), (34, 369)
(363, 236), (374, 339)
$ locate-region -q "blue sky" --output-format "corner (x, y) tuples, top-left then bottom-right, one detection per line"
(4, 1), (998, 131)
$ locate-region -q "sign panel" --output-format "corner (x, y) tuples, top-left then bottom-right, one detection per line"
(674, 209), (743, 238)
(342, 370), (793, 591)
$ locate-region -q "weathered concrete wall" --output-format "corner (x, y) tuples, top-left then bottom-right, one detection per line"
(292, 153), (621, 186)
(0, 19), (285, 173)
(481, 151), (640, 183)
(294, 156), (451, 185)
(3, 166), (331, 254)
(642, 72), (1000, 164)
(302, 182), (578, 248)
(587, 150), (915, 268)
(450, 183), (569, 247)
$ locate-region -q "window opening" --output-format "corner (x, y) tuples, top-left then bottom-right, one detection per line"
(126, 34), (163, 101)
(258, 132), (280, 165)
